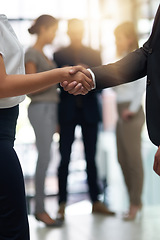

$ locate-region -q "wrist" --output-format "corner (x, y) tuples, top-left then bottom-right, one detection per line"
(59, 67), (70, 83)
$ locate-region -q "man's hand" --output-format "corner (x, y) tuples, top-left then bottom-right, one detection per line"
(69, 65), (92, 78)
(121, 109), (135, 121)
(61, 65), (94, 95)
(153, 146), (160, 176)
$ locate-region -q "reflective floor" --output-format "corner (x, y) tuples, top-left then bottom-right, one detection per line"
(28, 200), (160, 240)
(15, 130), (160, 240)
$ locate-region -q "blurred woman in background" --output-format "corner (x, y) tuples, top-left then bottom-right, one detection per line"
(113, 22), (145, 220)
(25, 15), (61, 227)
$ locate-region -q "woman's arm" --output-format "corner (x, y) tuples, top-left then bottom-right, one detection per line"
(0, 55), (93, 98)
(91, 45), (148, 89)
(25, 61), (51, 95)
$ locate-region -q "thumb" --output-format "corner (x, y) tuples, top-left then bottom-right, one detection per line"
(69, 65), (83, 75)
(69, 66), (92, 80)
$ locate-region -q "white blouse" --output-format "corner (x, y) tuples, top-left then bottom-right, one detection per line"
(0, 14), (25, 108)
(113, 78), (146, 113)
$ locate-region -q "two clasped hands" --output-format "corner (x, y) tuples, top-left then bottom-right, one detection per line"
(61, 65), (160, 177)
(61, 65), (93, 95)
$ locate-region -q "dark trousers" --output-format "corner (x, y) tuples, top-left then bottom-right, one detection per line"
(58, 110), (100, 203)
(0, 106), (30, 240)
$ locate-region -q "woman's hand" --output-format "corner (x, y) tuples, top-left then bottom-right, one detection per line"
(121, 109), (135, 121)
(61, 65), (94, 95)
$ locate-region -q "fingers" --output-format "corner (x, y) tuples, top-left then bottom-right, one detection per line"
(80, 86), (89, 95)
(60, 81), (76, 89)
(153, 147), (160, 176)
(80, 75), (93, 91)
(153, 158), (160, 176)
(61, 81), (77, 91)
(69, 65), (86, 75)
(67, 83), (82, 95)
(61, 81), (88, 95)
(69, 66), (94, 89)
(69, 86), (88, 95)
(61, 67), (94, 95)
(67, 72), (93, 91)
(62, 82), (88, 95)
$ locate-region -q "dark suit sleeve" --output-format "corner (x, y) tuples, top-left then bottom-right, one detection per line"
(91, 42), (149, 90)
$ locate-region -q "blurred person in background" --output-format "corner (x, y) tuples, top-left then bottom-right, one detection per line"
(25, 14), (61, 227)
(54, 18), (115, 220)
(63, 5), (160, 184)
(113, 22), (145, 220)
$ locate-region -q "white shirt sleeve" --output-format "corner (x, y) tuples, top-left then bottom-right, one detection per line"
(0, 23), (5, 57)
(0, 15), (25, 108)
(129, 77), (146, 113)
(87, 68), (96, 89)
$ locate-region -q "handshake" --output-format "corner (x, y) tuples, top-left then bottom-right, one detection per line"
(61, 65), (94, 95)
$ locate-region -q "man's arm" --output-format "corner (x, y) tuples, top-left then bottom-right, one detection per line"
(91, 45), (148, 89)
(62, 4), (160, 93)
(61, 43), (148, 95)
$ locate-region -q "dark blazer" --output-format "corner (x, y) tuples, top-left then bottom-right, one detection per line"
(54, 45), (102, 124)
(91, 4), (160, 146)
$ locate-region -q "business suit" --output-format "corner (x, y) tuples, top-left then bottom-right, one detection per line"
(54, 45), (102, 205)
(91, 4), (160, 147)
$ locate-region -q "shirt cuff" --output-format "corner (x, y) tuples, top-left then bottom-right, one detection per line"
(87, 68), (96, 89)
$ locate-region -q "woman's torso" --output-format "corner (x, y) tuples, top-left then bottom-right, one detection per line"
(0, 14), (25, 108)
(25, 47), (59, 103)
